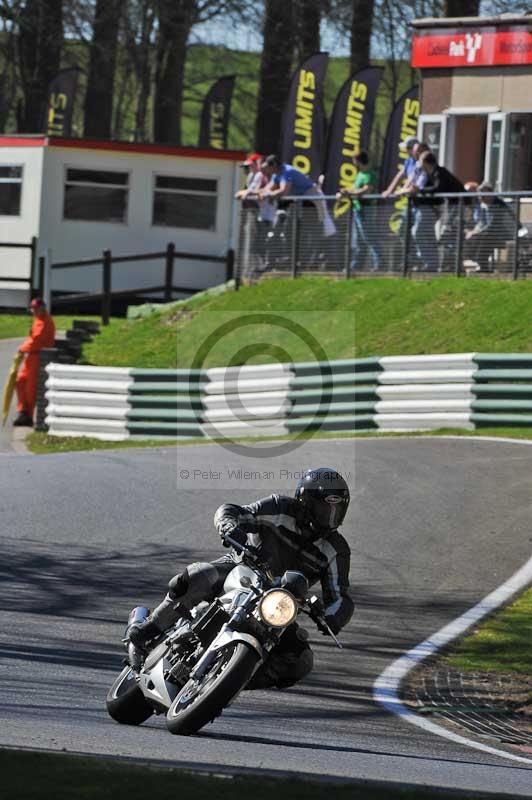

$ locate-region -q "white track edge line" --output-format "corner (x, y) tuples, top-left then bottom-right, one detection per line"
(373, 436), (532, 766)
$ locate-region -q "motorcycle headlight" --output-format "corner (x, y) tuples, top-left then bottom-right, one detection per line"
(258, 590), (297, 628)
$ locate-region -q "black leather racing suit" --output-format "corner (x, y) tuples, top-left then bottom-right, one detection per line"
(147, 494), (354, 688)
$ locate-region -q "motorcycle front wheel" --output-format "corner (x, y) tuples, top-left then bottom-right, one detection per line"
(106, 666), (153, 725)
(166, 642), (259, 735)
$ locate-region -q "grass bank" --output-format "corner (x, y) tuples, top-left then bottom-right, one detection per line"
(445, 588), (532, 674)
(81, 278), (532, 369)
(0, 749), (514, 800)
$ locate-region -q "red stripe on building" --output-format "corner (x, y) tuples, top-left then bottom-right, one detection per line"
(0, 135), (246, 161)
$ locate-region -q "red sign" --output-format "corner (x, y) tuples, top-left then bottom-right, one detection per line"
(412, 27), (532, 68)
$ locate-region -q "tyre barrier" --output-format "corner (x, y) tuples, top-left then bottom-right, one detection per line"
(44, 353), (532, 440)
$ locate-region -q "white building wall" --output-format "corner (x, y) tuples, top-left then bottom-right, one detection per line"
(38, 144), (239, 296)
(0, 144), (44, 307)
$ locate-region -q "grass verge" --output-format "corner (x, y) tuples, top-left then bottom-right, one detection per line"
(26, 432), (178, 454)
(444, 588), (532, 674)
(0, 749), (514, 800)
(80, 278), (532, 369)
(0, 313), (100, 340)
(25, 427), (532, 454)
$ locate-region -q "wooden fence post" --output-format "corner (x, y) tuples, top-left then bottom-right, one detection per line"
(102, 249), (112, 325)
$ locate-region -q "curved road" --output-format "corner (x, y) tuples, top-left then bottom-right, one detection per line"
(1, 438), (532, 795)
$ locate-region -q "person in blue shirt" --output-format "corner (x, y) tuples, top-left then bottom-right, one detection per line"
(381, 136), (419, 198)
(260, 155), (315, 197)
(260, 154), (336, 237)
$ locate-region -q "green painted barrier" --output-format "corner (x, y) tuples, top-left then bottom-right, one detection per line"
(129, 382), (205, 393)
(130, 396), (204, 409)
(471, 412), (532, 427)
(127, 408), (202, 421)
(472, 400), (532, 412)
(474, 369), (532, 382)
(473, 384), (532, 398)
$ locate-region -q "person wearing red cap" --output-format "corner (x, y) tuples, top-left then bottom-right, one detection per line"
(14, 298), (55, 427)
(235, 153), (264, 202)
(235, 152), (274, 274)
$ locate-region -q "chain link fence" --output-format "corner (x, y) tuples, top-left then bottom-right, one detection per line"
(235, 193), (532, 283)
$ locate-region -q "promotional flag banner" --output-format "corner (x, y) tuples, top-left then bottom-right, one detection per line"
(198, 75), (235, 149)
(380, 85), (420, 234)
(280, 52), (329, 181)
(380, 85), (420, 191)
(323, 66), (384, 218)
(45, 67), (82, 137)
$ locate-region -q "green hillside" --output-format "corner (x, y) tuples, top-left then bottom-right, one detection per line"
(39, 44), (412, 161)
(82, 277), (532, 369)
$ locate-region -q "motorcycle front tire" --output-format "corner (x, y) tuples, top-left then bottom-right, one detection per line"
(106, 665), (153, 725)
(166, 642), (259, 736)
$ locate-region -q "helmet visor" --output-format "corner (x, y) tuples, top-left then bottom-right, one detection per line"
(307, 493), (348, 532)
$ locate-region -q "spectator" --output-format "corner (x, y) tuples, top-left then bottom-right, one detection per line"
(394, 151), (462, 271)
(260, 155), (336, 238)
(338, 150), (381, 271)
(235, 153), (275, 275)
(464, 181), (517, 271)
(464, 180), (481, 228)
(235, 152), (274, 221)
(14, 298), (55, 427)
(399, 142), (431, 193)
(381, 136), (419, 197)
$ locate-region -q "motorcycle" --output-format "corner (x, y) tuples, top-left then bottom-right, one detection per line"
(106, 535), (342, 736)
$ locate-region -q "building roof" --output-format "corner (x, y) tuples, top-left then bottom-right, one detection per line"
(413, 14), (532, 30)
(0, 135), (247, 161)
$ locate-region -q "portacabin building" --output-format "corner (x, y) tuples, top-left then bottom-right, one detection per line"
(0, 135), (245, 308)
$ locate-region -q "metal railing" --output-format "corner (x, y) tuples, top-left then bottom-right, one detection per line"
(41, 244), (235, 325)
(235, 192), (532, 284)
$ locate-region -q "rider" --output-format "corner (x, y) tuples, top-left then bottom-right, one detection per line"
(129, 467), (353, 689)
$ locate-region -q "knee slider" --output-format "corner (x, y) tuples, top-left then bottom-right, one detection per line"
(168, 572), (189, 600)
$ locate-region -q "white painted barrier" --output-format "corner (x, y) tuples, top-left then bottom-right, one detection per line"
(377, 413), (474, 431)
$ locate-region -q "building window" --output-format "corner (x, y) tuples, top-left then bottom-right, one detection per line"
(422, 122), (442, 162)
(63, 168), (129, 223)
(488, 119), (502, 189)
(0, 165), (23, 216)
(152, 175), (218, 230)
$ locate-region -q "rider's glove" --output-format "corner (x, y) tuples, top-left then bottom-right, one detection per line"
(218, 521), (247, 548)
(308, 596), (325, 620)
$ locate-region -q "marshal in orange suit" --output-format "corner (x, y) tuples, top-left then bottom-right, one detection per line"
(14, 298), (55, 427)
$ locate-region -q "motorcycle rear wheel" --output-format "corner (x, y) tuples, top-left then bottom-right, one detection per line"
(106, 666), (153, 725)
(166, 642), (259, 735)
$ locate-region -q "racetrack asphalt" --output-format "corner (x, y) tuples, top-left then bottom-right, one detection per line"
(1, 437), (532, 795)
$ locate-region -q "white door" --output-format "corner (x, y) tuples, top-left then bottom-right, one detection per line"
(485, 113), (508, 190)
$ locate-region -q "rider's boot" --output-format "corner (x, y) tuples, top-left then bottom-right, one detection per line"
(128, 595), (191, 649)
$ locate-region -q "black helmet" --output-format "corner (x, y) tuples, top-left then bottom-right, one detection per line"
(295, 467), (350, 539)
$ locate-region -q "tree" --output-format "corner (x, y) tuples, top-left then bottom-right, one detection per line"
(254, 0), (296, 154)
(444, 0), (479, 15)
(154, 0), (197, 143)
(294, 0), (321, 62)
(350, 0), (375, 75)
(17, 0), (63, 132)
(84, 0), (126, 139)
